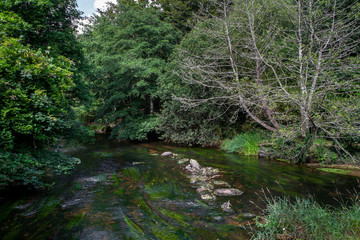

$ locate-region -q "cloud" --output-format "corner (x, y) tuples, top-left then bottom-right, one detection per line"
(94, 0), (117, 11)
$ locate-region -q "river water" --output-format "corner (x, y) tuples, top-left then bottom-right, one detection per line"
(1, 137), (359, 239)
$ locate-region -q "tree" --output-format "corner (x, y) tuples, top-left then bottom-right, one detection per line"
(174, 0), (360, 161)
(1, 0), (90, 103)
(81, 3), (180, 140)
(157, 29), (244, 145)
(0, 1), (85, 188)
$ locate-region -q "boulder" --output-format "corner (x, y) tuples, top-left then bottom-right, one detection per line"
(190, 159), (201, 169)
(214, 188), (243, 196)
(161, 151), (174, 157)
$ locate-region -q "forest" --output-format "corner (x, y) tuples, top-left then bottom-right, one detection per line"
(1, 0), (360, 238)
(1, 0), (359, 188)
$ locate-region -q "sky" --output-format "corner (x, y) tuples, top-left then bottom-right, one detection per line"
(77, 0), (117, 16)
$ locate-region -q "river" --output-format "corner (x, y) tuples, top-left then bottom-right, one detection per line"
(1, 136), (359, 239)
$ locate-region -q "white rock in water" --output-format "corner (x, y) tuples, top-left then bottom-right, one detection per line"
(221, 200), (233, 212)
(200, 194), (216, 200)
(161, 151), (173, 157)
(190, 159), (201, 169)
(214, 188), (243, 196)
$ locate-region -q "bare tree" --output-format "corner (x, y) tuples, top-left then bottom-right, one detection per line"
(174, 0), (360, 161)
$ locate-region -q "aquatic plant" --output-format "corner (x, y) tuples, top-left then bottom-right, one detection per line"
(253, 195), (360, 239)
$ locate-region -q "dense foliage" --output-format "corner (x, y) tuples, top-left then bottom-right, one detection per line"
(0, 0), (86, 188)
(81, 3), (180, 140)
(78, 0), (360, 163)
(1, 0), (359, 188)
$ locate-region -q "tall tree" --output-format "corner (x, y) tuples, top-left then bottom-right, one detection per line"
(0, 0), (84, 188)
(82, 3), (180, 140)
(174, 0), (360, 161)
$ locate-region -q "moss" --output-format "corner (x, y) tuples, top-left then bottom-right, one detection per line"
(318, 168), (351, 175)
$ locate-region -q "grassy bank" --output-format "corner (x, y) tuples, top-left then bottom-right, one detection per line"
(252, 196), (360, 240)
(221, 131), (360, 167)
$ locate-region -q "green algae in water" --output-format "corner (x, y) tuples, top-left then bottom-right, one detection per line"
(277, 159), (291, 164)
(123, 167), (141, 181)
(111, 173), (121, 187)
(133, 197), (191, 240)
(65, 213), (86, 230)
(92, 152), (114, 158)
(121, 211), (146, 239)
(159, 209), (191, 228)
(114, 188), (124, 196)
(2, 224), (22, 240)
(318, 168), (351, 175)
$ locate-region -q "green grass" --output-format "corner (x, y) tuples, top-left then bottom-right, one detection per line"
(253, 196), (360, 240)
(221, 132), (263, 156)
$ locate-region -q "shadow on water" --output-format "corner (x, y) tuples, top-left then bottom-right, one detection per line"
(1, 136), (359, 239)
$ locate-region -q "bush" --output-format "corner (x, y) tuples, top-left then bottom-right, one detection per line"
(0, 150), (80, 189)
(253, 196), (360, 240)
(308, 138), (338, 164)
(221, 131), (263, 156)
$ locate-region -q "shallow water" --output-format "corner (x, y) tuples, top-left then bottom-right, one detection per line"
(1, 136), (359, 240)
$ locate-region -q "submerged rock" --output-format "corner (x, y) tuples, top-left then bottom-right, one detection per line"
(200, 194), (216, 201)
(161, 151), (174, 157)
(14, 202), (33, 210)
(213, 216), (224, 221)
(221, 200), (233, 212)
(240, 212), (256, 218)
(189, 175), (210, 184)
(201, 167), (220, 176)
(212, 180), (231, 187)
(214, 188), (243, 196)
(80, 228), (117, 240)
(196, 186), (212, 195)
(132, 162), (145, 165)
(178, 158), (190, 164)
